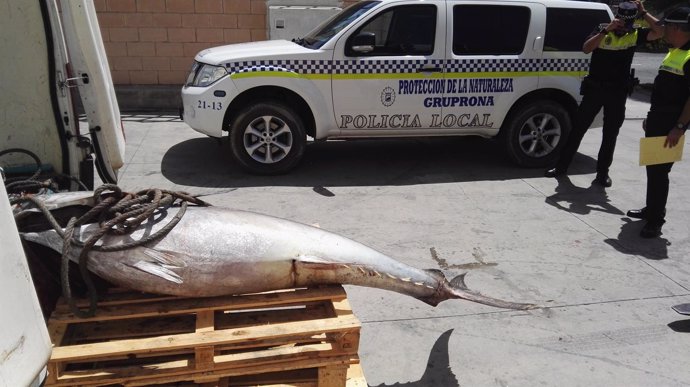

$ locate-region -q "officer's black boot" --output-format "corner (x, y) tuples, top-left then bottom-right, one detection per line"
(627, 207), (666, 220)
(593, 173), (612, 187)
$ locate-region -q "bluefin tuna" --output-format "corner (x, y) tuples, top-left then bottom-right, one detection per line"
(17, 192), (535, 310)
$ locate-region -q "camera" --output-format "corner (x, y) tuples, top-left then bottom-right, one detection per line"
(624, 18), (635, 30)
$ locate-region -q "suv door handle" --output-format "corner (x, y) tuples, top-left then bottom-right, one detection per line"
(417, 66), (443, 73)
(533, 36), (543, 51)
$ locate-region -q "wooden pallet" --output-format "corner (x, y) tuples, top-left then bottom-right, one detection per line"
(45, 286), (364, 387)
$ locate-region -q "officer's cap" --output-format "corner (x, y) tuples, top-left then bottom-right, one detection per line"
(616, 2), (637, 20)
(658, 7), (690, 26)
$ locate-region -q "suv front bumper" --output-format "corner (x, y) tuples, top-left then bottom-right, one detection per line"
(180, 80), (238, 138)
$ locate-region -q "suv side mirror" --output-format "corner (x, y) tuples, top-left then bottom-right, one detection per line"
(350, 32), (376, 53)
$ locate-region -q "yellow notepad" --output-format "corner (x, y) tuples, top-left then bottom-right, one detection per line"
(639, 135), (685, 166)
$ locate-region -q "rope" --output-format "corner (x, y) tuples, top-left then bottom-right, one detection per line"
(12, 184), (210, 317)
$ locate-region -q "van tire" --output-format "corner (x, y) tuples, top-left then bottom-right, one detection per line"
(501, 100), (571, 167)
(229, 102), (306, 175)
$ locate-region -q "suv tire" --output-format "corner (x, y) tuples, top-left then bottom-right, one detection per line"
(229, 102), (306, 175)
(501, 100), (571, 167)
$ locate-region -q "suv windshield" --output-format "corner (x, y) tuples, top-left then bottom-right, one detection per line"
(300, 1), (379, 49)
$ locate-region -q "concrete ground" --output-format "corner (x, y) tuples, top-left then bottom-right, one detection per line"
(111, 88), (690, 387)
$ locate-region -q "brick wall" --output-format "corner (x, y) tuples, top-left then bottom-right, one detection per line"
(95, 0), (268, 86)
(95, 0), (358, 87)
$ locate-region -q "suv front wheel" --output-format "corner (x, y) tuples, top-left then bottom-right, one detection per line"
(501, 100), (571, 167)
(229, 102), (306, 175)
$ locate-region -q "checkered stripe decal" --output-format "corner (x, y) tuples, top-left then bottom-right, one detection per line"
(331, 59), (446, 74)
(226, 60), (331, 74)
(225, 58), (588, 75)
(445, 59), (543, 73)
(541, 58), (589, 73)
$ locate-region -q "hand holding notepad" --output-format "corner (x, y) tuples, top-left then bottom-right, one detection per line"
(639, 135), (686, 166)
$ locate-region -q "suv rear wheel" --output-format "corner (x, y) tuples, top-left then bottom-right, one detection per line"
(229, 102), (306, 174)
(501, 100), (571, 167)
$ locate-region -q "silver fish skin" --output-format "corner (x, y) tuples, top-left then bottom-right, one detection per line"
(20, 203), (536, 310)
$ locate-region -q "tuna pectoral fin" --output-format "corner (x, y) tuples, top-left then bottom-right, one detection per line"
(129, 261), (183, 284)
(125, 248), (185, 284)
(449, 274), (538, 310)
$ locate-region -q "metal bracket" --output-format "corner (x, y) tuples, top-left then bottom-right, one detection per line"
(57, 71), (89, 93)
(77, 136), (93, 150)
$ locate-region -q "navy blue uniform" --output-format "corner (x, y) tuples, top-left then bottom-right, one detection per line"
(555, 28), (650, 176)
(644, 40), (690, 224)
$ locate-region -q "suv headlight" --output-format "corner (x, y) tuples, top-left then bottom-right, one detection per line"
(187, 63), (228, 87)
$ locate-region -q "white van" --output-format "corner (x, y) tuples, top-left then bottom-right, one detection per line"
(182, 0), (612, 174)
(0, 0), (125, 188)
(0, 1), (124, 384)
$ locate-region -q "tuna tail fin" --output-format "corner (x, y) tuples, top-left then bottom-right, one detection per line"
(448, 273), (538, 310)
(20, 230), (65, 255)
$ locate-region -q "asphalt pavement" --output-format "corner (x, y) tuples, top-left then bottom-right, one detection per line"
(111, 86), (690, 387)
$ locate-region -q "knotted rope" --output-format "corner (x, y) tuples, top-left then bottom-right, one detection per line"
(12, 184), (209, 317)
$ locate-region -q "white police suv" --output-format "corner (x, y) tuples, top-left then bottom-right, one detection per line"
(182, 0), (612, 174)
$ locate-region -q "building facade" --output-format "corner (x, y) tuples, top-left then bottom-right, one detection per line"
(95, 0), (355, 110)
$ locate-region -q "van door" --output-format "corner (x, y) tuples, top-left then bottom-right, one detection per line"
(445, 1), (543, 135)
(0, 0), (84, 188)
(60, 0), (125, 184)
(0, 182), (52, 387)
(332, 1), (446, 135)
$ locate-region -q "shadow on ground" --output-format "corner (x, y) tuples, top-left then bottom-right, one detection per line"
(668, 320), (690, 333)
(545, 176), (624, 216)
(543, 176), (670, 259)
(369, 329), (459, 387)
(160, 137), (596, 189)
(628, 86), (653, 104)
(603, 217), (670, 260)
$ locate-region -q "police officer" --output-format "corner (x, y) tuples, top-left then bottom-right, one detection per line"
(627, 7), (690, 238)
(545, 1), (663, 186)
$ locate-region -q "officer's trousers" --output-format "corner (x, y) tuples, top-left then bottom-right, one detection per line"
(644, 111), (677, 224)
(555, 82), (627, 175)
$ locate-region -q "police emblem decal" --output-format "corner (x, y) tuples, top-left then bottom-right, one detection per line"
(381, 87), (396, 107)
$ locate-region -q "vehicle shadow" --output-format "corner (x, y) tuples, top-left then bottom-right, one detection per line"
(368, 329), (459, 387)
(160, 136), (596, 189)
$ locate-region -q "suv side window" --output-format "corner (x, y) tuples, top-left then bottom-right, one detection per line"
(346, 5), (436, 56)
(453, 5), (530, 55)
(544, 8), (612, 51)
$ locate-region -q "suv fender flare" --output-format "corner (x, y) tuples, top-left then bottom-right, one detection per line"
(227, 77), (334, 139)
(500, 88), (579, 133)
